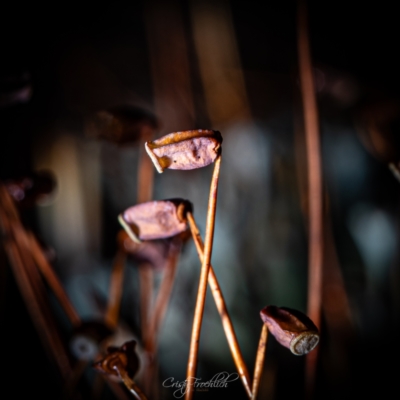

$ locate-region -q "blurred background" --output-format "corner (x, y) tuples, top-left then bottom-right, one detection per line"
(1, 0), (400, 399)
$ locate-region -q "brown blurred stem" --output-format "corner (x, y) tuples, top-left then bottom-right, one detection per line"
(105, 250), (127, 329)
(298, 0), (323, 396)
(137, 132), (155, 343)
(137, 133), (155, 204)
(186, 155), (221, 400)
(146, 239), (182, 353)
(64, 360), (88, 400)
(139, 264), (153, 342)
(0, 188), (71, 379)
(28, 231), (81, 327)
(143, 239), (181, 398)
(0, 184), (19, 221)
(251, 325), (268, 400)
(104, 377), (132, 400)
(91, 374), (106, 400)
(187, 210), (252, 398)
(389, 162), (400, 183)
(4, 238), (72, 379)
(114, 362), (148, 400)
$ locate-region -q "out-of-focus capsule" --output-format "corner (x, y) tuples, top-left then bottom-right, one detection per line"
(85, 106), (158, 145)
(4, 170), (56, 208)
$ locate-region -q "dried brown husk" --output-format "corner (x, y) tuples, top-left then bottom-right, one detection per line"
(4, 170), (56, 208)
(145, 129), (222, 173)
(356, 100), (400, 164)
(260, 305), (319, 355)
(118, 199), (192, 242)
(118, 228), (190, 267)
(85, 106), (158, 145)
(93, 340), (139, 379)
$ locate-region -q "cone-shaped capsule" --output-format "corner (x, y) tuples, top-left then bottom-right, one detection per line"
(145, 129), (222, 173)
(260, 305), (319, 355)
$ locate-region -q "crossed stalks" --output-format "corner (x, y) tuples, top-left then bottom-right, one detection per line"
(117, 129), (320, 399)
(0, 127), (320, 400)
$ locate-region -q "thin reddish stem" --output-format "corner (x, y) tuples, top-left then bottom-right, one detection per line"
(251, 324), (268, 400)
(139, 264), (154, 343)
(185, 155), (221, 400)
(187, 211), (252, 398)
(105, 250), (127, 329)
(298, 0), (323, 396)
(115, 363), (148, 400)
(137, 134), (155, 204)
(146, 238), (182, 354)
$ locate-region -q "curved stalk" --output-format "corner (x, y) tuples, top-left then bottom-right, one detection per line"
(185, 156), (221, 400)
(187, 211), (252, 398)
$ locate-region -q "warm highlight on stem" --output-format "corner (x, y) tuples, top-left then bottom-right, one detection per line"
(251, 324), (268, 400)
(185, 156), (221, 400)
(298, 0), (323, 395)
(115, 363), (148, 400)
(187, 211), (252, 398)
(105, 250), (127, 329)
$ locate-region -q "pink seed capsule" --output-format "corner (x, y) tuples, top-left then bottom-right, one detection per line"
(145, 129), (222, 173)
(260, 305), (319, 355)
(118, 199), (192, 243)
(93, 340), (140, 379)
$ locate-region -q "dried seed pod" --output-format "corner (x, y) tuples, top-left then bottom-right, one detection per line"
(356, 100), (400, 164)
(70, 320), (114, 361)
(117, 230), (172, 269)
(145, 129), (222, 173)
(0, 71), (32, 108)
(85, 106), (158, 145)
(4, 170), (56, 208)
(117, 229), (189, 270)
(118, 199), (192, 243)
(93, 340), (140, 380)
(260, 305), (319, 356)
